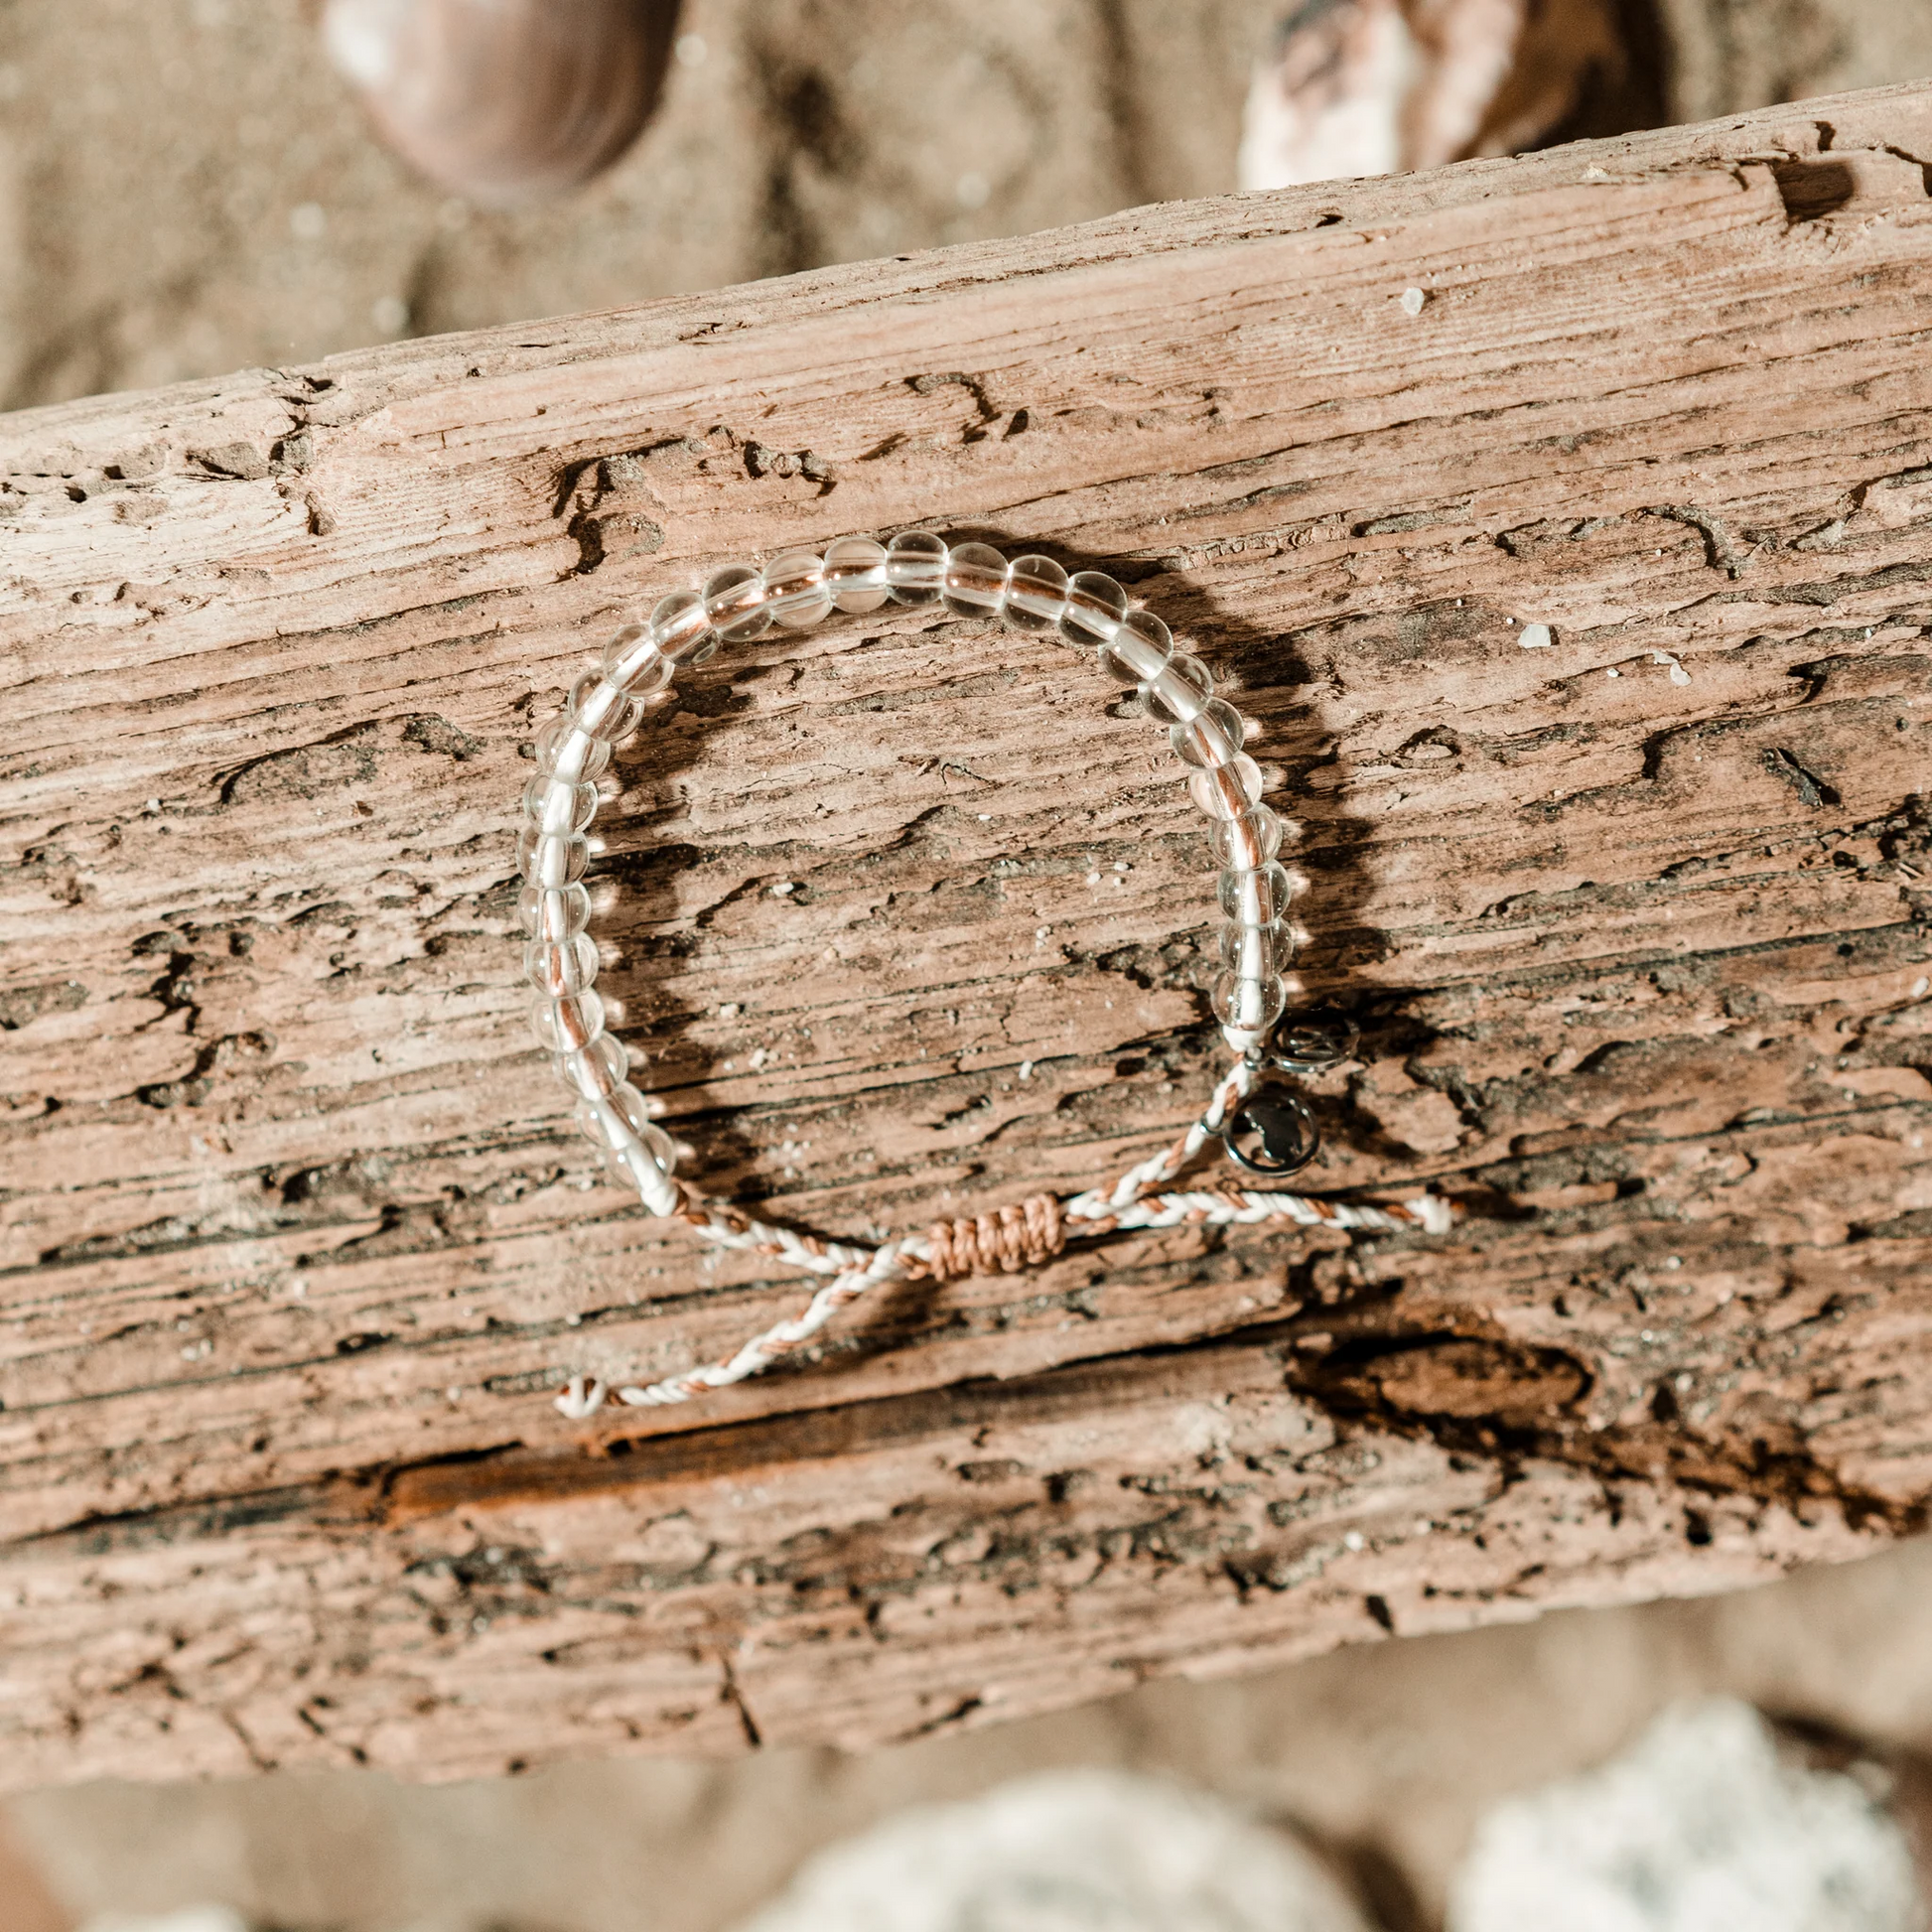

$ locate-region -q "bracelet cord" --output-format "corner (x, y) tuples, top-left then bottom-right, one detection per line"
(515, 532), (1449, 1419)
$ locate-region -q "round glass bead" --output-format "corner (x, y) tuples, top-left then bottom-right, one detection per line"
(519, 880), (592, 944)
(763, 550), (833, 629)
(598, 1126), (678, 1189)
(572, 1081), (667, 1153)
(1142, 652), (1214, 726)
(1218, 922), (1292, 977)
(516, 827), (590, 888)
(525, 930), (599, 998)
(1171, 699), (1248, 768)
(1188, 754), (1267, 820)
(1059, 570), (1128, 645)
(1099, 608), (1173, 685)
(703, 565), (771, 643)
(530, 988), (605, 1053)
(1219, 861), (1294, 926)
(824, 534), (890, 614)
(535, 718), (612, 784)
(601, 622), (674, 695)
(1208, 807), (1285, 870)
(1211, 969), (1288, 1035)
(521, 773), (598, 836)
(555, 1033), (628, 1101)
(941, 541), (1010, 618)
(651, 589), (718, 664)
(886, 530), (948, 605)
(1004, 553), (1068, 632)
(568, 672), (643, 743)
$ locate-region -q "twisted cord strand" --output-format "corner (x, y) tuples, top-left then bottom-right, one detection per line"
(555, 1055), (1453, 1420)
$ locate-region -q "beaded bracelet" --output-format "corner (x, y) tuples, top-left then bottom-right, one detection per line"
(516, 531), (1451, 1419)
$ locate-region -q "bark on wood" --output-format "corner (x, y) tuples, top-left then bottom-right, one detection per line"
(4, 84), (1932, 1786)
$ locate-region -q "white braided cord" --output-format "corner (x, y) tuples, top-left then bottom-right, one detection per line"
(555, 1053), (1450, 1419)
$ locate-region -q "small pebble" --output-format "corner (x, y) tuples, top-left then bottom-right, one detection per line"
(1400, 287), (1426, 316)
(1019, 1060), (1035, 1081)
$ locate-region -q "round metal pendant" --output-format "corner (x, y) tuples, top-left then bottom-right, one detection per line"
(1223, 1086), (1320, 1176)
(1268, 1006), (1359, 1072)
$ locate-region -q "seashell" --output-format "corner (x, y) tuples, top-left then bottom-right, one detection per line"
(323, 0), (679, 205)
(1238, 0), (1631, 192)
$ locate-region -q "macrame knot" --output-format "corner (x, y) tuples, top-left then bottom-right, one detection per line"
(920, 1192), (1065, 1282)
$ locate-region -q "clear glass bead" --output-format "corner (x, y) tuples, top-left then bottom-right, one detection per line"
(824, 534), (890, 613)
(941, 541), (1009, 618)
(1059, 570), (1127, 645)
(1099, 607), (1172, 685)
(1219, 861), (1294, 925)
(601, 622), (674, 695)
(555, 1033), (628, 1101)
(1211, 969), (1288, 1034)
(516, 826), (589, 888)
(598, 1126), (678, 1189)
(1142, 652), (1214, 726)
(572, 1081), (668, 1154)
(763, 549), (833, 628)
(1171, 698), (1248, 768)
(521, 772), (598, 836)
(886, 530), (948, 605)
(525, 930), (599, 997)
(703, 565), (771, 643)
(529, 987), (605, 1053)
(1218, 921), (1291, 977)
(535, 718), (612, 784)
(519, 880), (592, 944)
(1188, 754), (1266, 820)
(1004, 553), (1068, 632)
(568, 672), (643, 744)
(1208, 807), (1285, 870)
(651, 589), (718, 664)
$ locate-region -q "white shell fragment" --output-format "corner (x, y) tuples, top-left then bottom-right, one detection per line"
(1518, 621), (1553, 648)
(1237, 0), (1630, 193)
(1401, 285), (1428, 315)
(1448, 1699), (1924, 1932)
(1651, 648), (1692, 685)
(738, 1770), (1374, 1932)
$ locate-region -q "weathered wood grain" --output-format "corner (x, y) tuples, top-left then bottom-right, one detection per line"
(3, 84), (1932, 1785)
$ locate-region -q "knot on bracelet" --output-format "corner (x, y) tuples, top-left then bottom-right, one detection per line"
(919, 1193), (1065, 1281)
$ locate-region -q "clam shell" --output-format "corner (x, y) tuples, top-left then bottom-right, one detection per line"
(324, 0), (678, 204)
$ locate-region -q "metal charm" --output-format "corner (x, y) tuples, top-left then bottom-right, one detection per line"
(1268, 1005), (1359, 1073)
(1222, 1086), (1320, 1176)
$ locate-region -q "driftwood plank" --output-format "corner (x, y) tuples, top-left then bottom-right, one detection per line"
(2, 83), (1932, 1784)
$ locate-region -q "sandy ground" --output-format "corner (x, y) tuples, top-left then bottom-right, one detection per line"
(6, 3), (1932, 1928)
(2, 0), (1930, 412)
